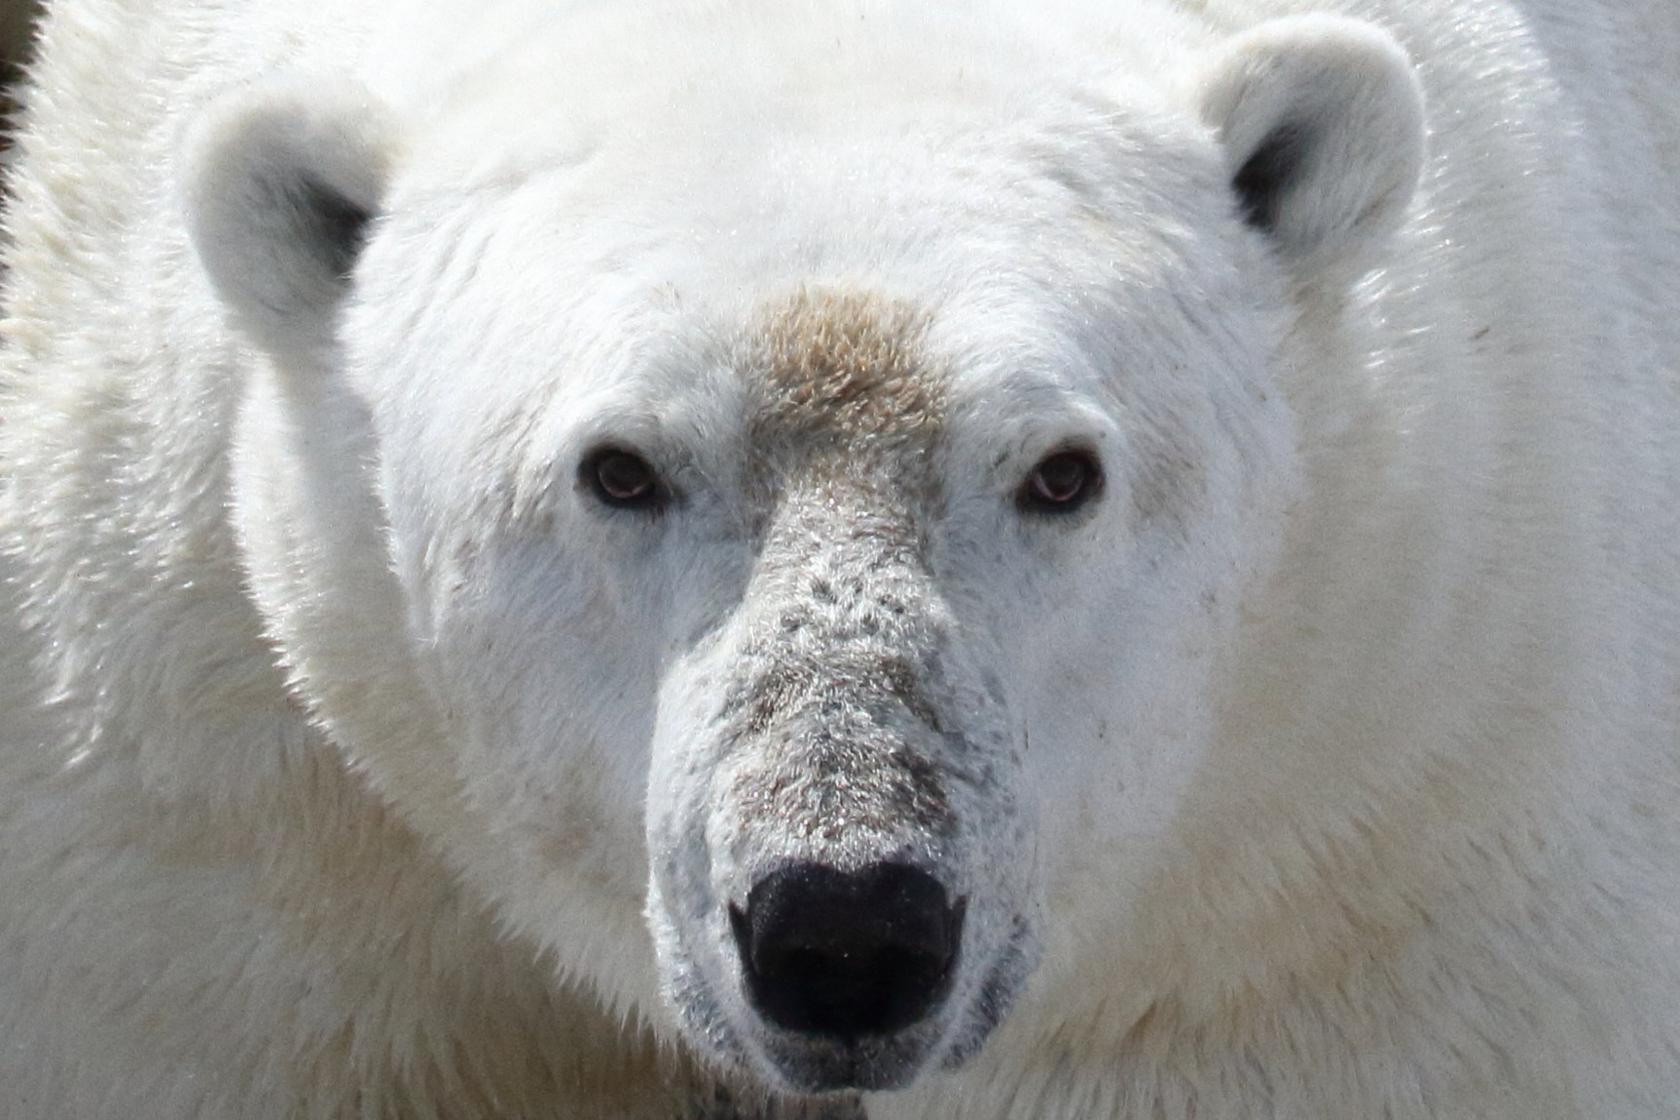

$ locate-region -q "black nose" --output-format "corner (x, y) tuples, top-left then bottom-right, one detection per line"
(729, 861), (964, 1039)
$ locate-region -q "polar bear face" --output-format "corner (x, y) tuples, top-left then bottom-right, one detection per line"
(185, 8), (1422, 1097)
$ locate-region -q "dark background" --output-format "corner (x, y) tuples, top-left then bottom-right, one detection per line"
(2, 0), (43, 154)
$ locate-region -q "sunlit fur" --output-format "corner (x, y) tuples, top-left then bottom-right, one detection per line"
(2, 0), (1678, 1117)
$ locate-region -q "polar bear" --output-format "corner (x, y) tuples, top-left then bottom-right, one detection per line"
(2, 0), (1679, 1116)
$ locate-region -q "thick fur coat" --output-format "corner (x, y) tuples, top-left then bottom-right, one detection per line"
(1, 1), (1677, 1117)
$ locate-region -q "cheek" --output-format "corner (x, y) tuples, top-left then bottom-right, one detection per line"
(999, 534), (1222, 905)
(644, 653), (732, 871)
(422, 545), (667, 894)
(459, 657), (656, 898)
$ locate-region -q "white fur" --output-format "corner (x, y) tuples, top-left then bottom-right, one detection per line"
(2, 0), (1677, 1117)
(1195, 14), (1426, 279)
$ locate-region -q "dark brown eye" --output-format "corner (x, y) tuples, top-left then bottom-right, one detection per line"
(1019, 450), (1102, 514)
(582, 448), (665, 511)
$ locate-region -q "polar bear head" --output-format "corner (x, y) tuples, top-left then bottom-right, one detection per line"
(184, 5), (1423, 1098)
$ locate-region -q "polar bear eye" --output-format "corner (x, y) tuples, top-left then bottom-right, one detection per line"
(1019, 450), (1103, 515)
(581, 447), (666, 512)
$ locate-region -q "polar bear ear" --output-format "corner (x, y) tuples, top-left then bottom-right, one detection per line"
(1194, 15), (1425, 279)
(182, 79), (398, 360)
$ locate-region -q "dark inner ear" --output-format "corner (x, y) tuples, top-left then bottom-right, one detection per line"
(298, 178), (375, 282)
(1232, 122), (1308, 232)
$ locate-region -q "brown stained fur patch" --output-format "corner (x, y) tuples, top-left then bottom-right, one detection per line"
(748, 288), (945, 481)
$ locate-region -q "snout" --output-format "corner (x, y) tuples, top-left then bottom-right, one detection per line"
(730, 861), (965, 1040)
(645, 486), (1038, 1093)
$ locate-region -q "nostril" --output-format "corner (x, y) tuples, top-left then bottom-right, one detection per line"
(730, 862), (965, 1039)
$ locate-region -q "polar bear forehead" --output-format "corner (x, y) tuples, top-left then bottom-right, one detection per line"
(747, 289), (943, 473)
(378, 0), (1204, 199)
